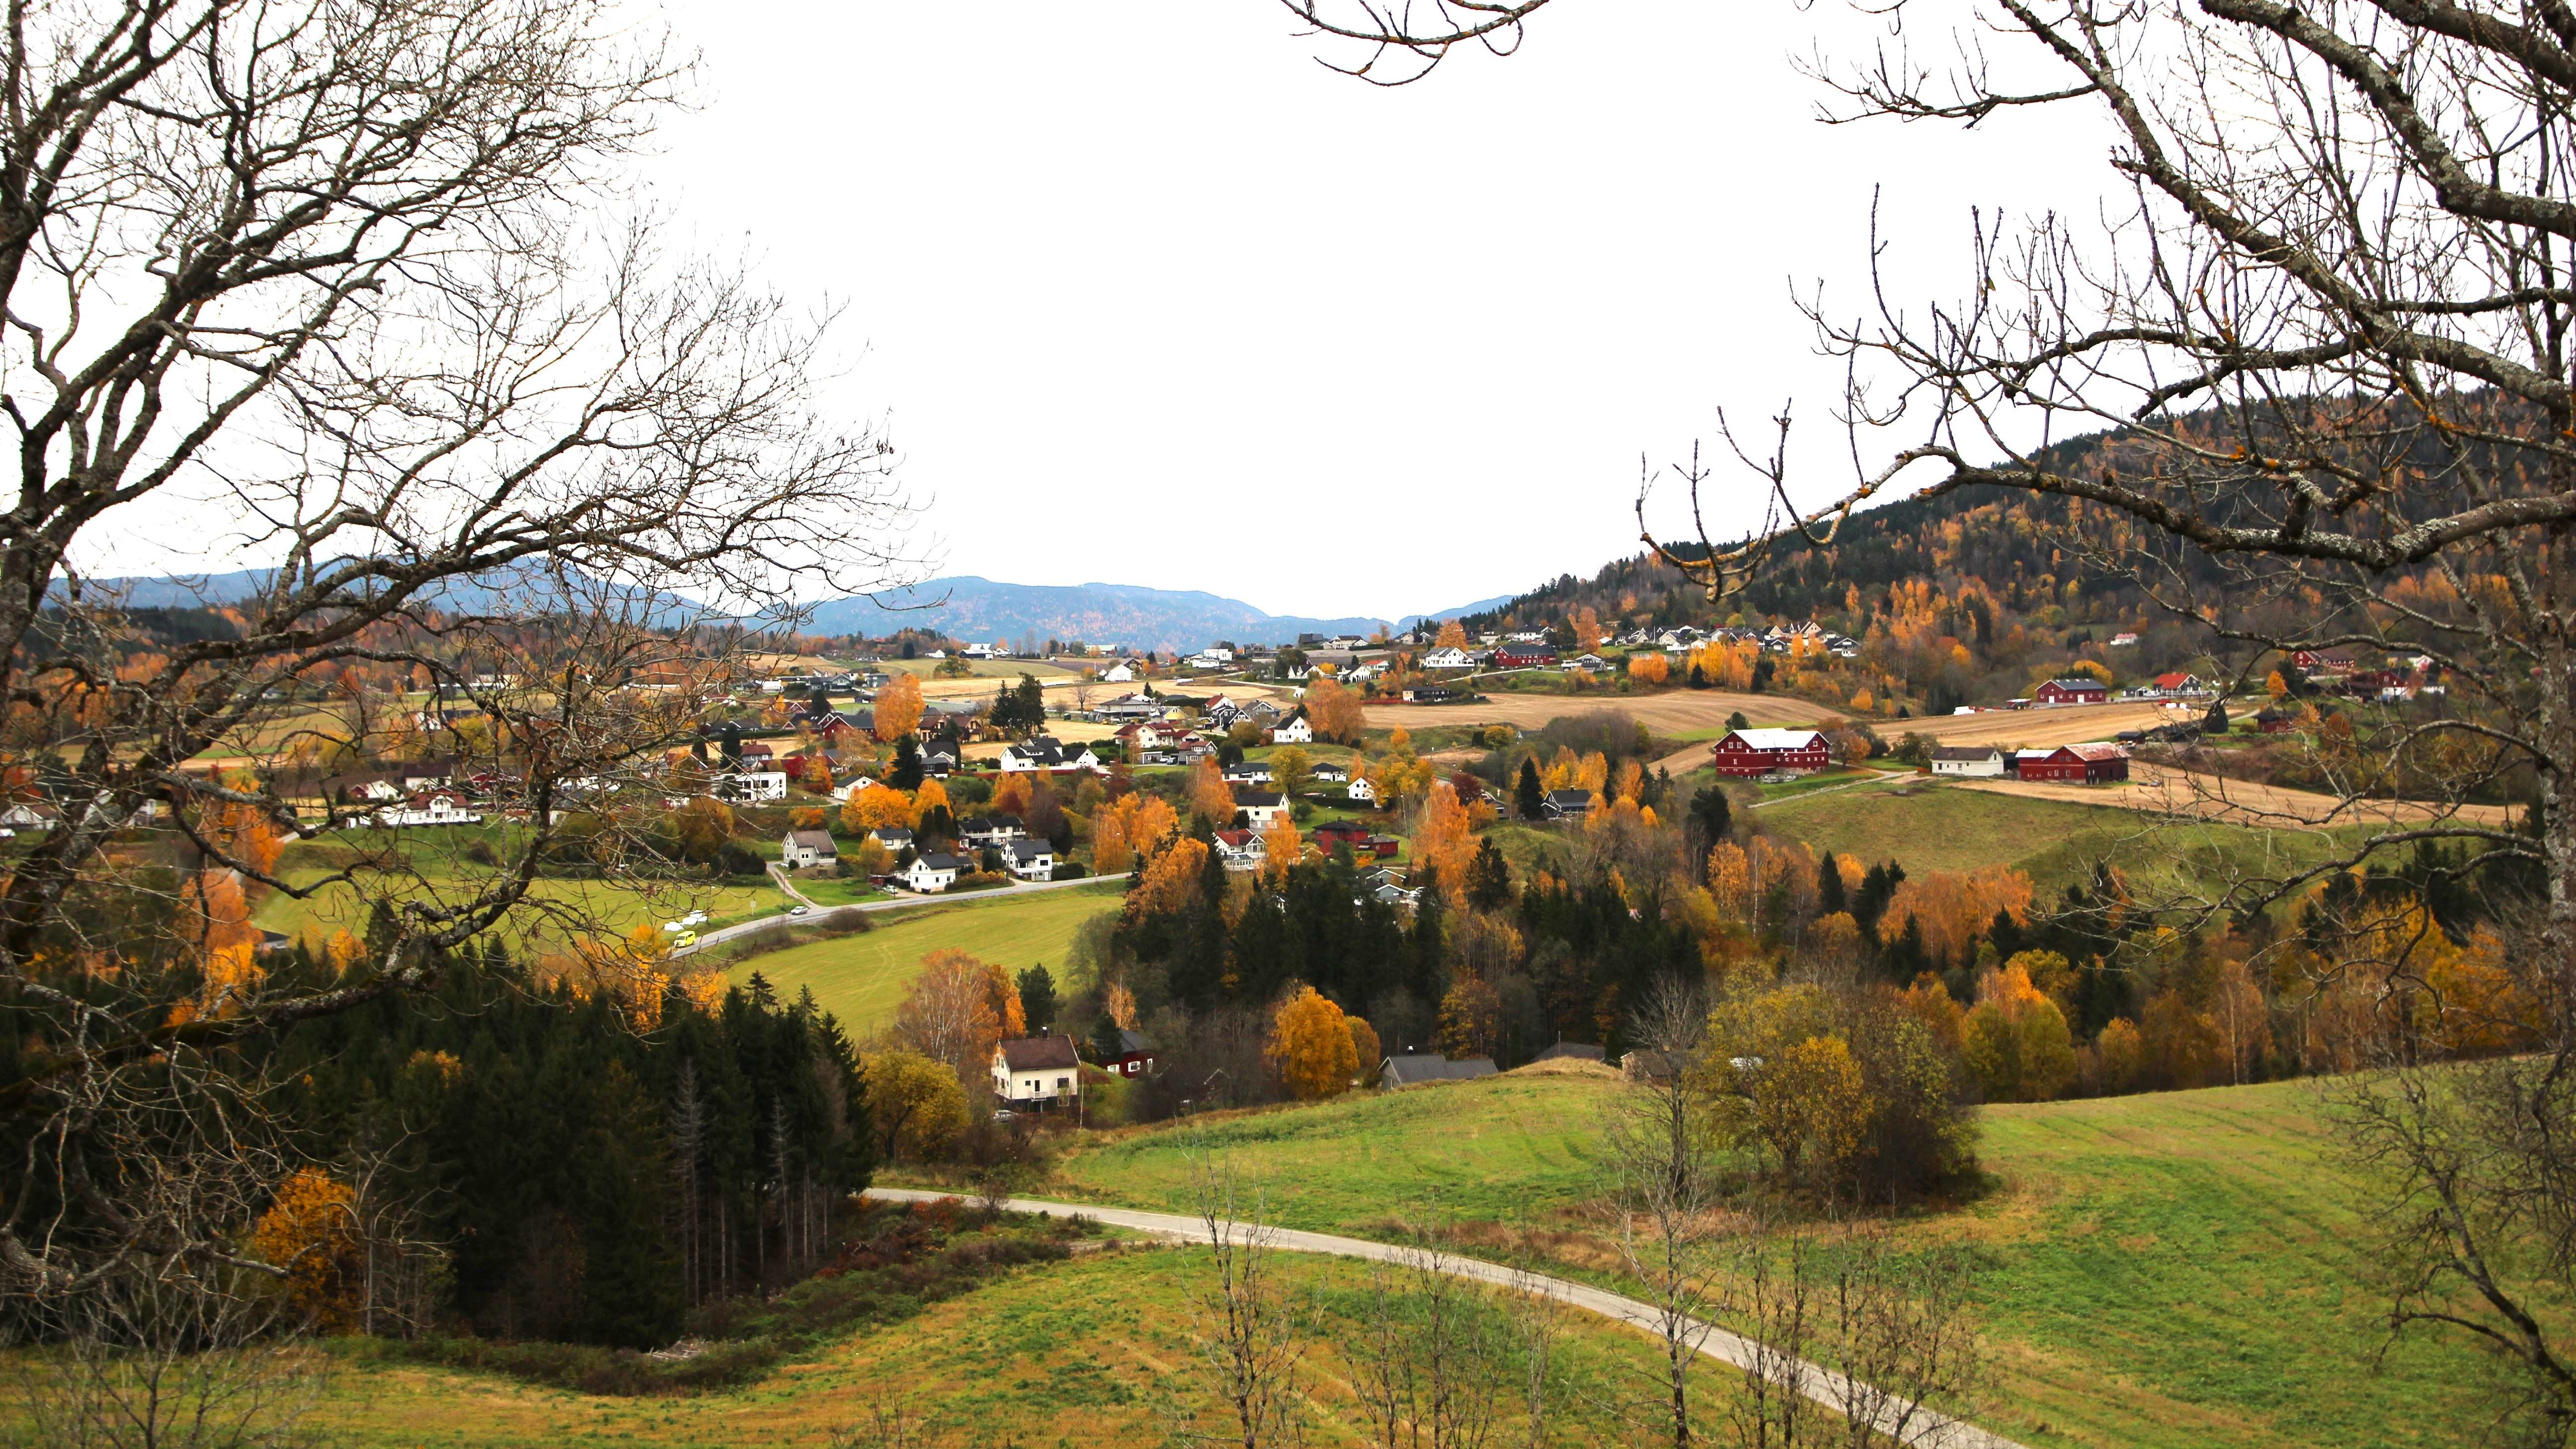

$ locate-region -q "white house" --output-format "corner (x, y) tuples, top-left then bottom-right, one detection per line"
(1308, 762), (1349, 782)
(1233, 788), (1289, 827)
(1212, 828), (1266, 871)
(1004, 840), (1055, 881)
(1271, 711), (1313, 744)
(1100, 662), (1136, 683)
(991, 1035), (1082, 1111)
(902, 852), (964, 892)
(1346, 775), (1378, 803)
(723, 770), (789, 803)
(1223, 761), (1272, 785)
(354, 790), (483, 830)
(781, 829), (838, 869)
(1929, 746), (2008, 778)
(1422, 646), (1475, 670)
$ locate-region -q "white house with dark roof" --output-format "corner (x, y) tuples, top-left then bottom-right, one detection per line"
(1004, 840), (1054, 881)
(901, 853), (964, 892)
(1271, 709), (1313, 744)
(992, 1034), (1082, 1110)
(1232, 788), (1289, 827)
(781, 829), (838, 870)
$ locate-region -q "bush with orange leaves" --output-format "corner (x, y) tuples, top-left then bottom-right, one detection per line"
(250, 1167), (363, 1332)
(1267, 986), (1361, 1099)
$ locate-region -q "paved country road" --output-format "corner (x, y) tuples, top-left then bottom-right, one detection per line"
(673, 871), (1130, 958)
(862, 1187), (2022, 1449)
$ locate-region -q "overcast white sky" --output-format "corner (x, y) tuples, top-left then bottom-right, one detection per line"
(112, 2), (2121, 621)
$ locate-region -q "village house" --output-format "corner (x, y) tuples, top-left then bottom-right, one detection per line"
(2033, 677), (2111, 706)
(1929, 745), (2007, 778)
(2255, 708), (2298, 734)
(721, 770), (790, 804)
(1421, 646), (1476, 670)
(1004, 840), (1054, 881)
(1233, 788), (1289, 827)
(992, 1034), (1082, 1111)
(1402, 685), (1464, 704)
(1345, 774), (1378, 803)
(352, 789), (483, 830)
(781, 829), (838, 870)
(1222, 761), (1272, 785)
(902, 852), (964, 892)
(960, 815), (1026, 848)
(1308, 762), (1349, 782)
(1270, 709), (1314, 744)
(1492, 643), (1557, 668)
(1211, 828), (1266, 871)
(1094, 1028), (1156, 1078)
(866, 825), (915, 852)
(1542, 788), (1595, 818)
(1709, 727), (1834, 778)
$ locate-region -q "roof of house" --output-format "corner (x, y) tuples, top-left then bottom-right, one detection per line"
(913, 852), (966, 871)
(1212, 829), (1256, 848)
(786, 829), (837, 853)
(998, 1035), (1082, 1072)
(870, 825), (913, 843)
(2059, 742), (2130, 761)
(1532, 1041), (1606, 1063)
(1005, 840), (1051, 863)
(1109, 1028), (1153, 1057)
(1381, 1053), (1499, 1085)
(1544, 788), (1595, 805)
(1233, 789), (1285, 806)
(1930, 745), (2003, 761)
(1723, 727), (1828, 750)
(2153, 672), (2196, 686)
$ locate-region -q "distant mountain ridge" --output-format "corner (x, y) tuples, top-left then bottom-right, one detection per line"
(60, 567), (1517, 653)
(807, 577), (1515, 653)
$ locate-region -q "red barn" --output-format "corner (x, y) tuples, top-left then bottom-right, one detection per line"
(1709, 728), (1833, 777)
(1493, 644), (1558, 668)
(2016, 742), (2130, 784)
(2033, 677), (2109, 706)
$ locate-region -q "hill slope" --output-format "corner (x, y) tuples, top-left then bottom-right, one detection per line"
(805, 576), (1517, 652)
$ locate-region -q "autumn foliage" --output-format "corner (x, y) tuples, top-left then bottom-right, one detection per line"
(1267, 986), (1361, 1099)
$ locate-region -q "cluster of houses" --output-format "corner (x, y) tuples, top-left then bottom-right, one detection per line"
(1929, 742), (2133, 784)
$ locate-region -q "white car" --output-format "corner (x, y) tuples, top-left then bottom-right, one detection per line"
(789, 905), (810, 917)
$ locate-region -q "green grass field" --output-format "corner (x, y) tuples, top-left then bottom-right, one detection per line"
(726, 884), (1124, 1031)
(1033, 1070), (2520, 1449)
(1757, 780), (2375, 898)
(276, 1243), (1720, 1448)
(252, 865), (788, 953)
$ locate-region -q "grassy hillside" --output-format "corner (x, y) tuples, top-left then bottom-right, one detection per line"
(726, 884), (1124, 1031)
(252, 865), (789, 952)
(1757, 781), (2374, 899)
(291, 1243), (1719, 1447)
(1037, 1069), (2512, 1449)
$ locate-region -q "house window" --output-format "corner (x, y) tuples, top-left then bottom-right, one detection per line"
(1056, 1076), (1070, 1092)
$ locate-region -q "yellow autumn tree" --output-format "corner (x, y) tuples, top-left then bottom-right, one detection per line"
(1960, 963), (2078, 1102)
(1413, 781), (1475, 902)
(891, 949), (1004, 1079)
(1133, 837), (1211, 917)
(1628, 651), (1670, 685)
(993, 772), (1035, 817)
(842, 783), (914, 832)
(874, 672), (924, 741)
(1435, 620), (1468, 650)
(250, 1168), (362, 1333)
(1267, 986), (1360, 1099)
(1304, 676), (1367, 743)
(1260, 812), (1302, 884)
(909, 776), (951, 828)
(1188, 757), (1236, 824)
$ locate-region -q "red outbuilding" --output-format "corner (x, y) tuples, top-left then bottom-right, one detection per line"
(2015, 742), (2130, 784)
(1709, 728), (1833, 777)
(1493, 644), (1558, 668)
(2033, 677), (2110, 706)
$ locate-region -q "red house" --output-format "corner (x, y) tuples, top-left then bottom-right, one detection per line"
(2033, 677), (2109, 706)
(2016, 742), (2130, 784)
(1493, 644), (1558, 668)
(1709, 728), (1833, 777)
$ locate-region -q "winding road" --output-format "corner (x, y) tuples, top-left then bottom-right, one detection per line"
(671, 871), (1130, 958)
(863, 1187), (2021, 1449)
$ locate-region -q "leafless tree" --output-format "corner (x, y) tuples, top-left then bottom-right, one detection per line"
(1279, 1), (2576, 1428)
(1350, 1215), (1506, 1449)
(1169, 1152), (1308, 1449)
(1601, 976), (1725, 1449)
(3, 1256), (328, 1449)
(0, 0), (915, 1309)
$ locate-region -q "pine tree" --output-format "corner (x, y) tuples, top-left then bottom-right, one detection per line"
(1017, 965), (1059, 1031)
(1466, 837), (1513, 910)
(1516, 756), (1545, 820)
(1817, 850), (1847, 916)
(889, 734), (924, 790)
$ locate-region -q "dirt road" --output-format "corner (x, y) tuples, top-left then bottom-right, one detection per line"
(861, 1187), (2025, 1449)
(1949, 762), (2518, 830)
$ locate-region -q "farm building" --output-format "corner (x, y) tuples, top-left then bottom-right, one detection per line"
(1929, 745), (2007, 778)
(2015, 742), (2131, 784)
(2032, 678), (2110, 706)
(1709, 728), (1833, 777)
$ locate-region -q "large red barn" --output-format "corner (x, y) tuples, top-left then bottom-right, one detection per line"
(2015, 742), (2130, 784)
(2032, 677), (2110, 706)
(1709, 728), (1833, 777)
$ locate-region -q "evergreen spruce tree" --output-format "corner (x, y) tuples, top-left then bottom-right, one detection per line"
(1017, 965), (1059, 1031)
(1515, 756), (1545, 820)
(1466, 837), (1513, 910)
(890, 734), (925, 790)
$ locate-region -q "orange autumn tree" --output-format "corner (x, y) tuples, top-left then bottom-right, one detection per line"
(1188, 757), (1237, 824)
(1627, 651), (1670, 685)
(1133, 838), (1212, 917)
(1413, 781), (1475, 902)
(874, 672), (924, 742)
(1435, 619), (1468, 650)
(250, 1167), (363, 1333)
(1259, 812), (1302, 885)
(892, 948), (1005, 1080)
(842, 783), (914, 832)
(1881, 866), (2035, 969)
(1267, 986), (1360, 1099)
(909, 776), (951, 828)
(1303, 676), (1367, 743)
(993, 772), (1035, 817)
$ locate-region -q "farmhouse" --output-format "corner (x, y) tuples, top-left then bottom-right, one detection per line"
(2033, 677), (2110, 706)
(991, 1034), (1082, 1112)
(781, 829), (838, 869)
(1223, 761), (1272, 785)
(1271, 710), (1314, 744)
(1542, 788), (1595, 818)
(1929, 745), (2007, 778)
(960, 815), (1025, 848)
(1422, 646), (1476, 670)
(1493, 643), (1557, 668)
(1212, 828), (1266, 871)
(902, 853), (965, 892)
(1709, 728), (1833, 778)
(2015, 742), (2131, 784)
